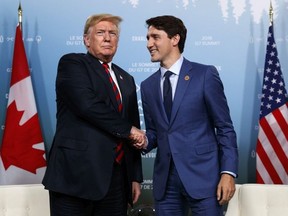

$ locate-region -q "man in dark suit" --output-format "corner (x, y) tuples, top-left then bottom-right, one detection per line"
(42, 14), (145, 216)
(135, 15), (238, 216)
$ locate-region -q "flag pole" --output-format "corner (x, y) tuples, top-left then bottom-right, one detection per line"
(269, 1), (273, 25)
(18, 2), (22, 31)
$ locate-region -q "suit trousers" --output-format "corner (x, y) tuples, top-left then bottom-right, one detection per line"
(155, 160), (222, 216)
(49, 162), (128, 216)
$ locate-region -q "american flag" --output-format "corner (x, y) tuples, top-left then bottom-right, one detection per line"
(256, 23), (288, 184)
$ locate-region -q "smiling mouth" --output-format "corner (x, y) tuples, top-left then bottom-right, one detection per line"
(149, 49), (157, 55)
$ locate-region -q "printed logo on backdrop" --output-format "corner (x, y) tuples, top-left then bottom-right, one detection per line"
(142, 151), (156, 159)
(132, 35), (145, 42)
(128, 62), (159, 73)
(66, 35), (84, 46)
(141, 179), (153, 190)
(0, 34), (42, 44)
(26, 35), (41, 43)
(194, 36), (220, 47)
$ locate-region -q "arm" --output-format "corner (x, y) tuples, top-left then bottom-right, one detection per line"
(56, 54), (132, 138)
(204, 66), (238, 175)
(204, 66), (238, 204)
(136, 82), (158, 152)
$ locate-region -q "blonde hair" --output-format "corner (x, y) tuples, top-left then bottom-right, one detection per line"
(83, 14), (122, 35)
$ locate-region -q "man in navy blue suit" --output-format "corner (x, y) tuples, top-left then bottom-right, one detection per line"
(135, 15), (238, 216)
(43, 14), (144, 216)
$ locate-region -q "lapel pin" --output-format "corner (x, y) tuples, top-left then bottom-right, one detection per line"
(184, 75), (190, 81)
(120, 75), (123, 80)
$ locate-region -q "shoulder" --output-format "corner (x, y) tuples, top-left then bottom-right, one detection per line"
(60, 53), (86, 60)
(112, 63), (133, 79)
(183, 58), (214, 70)
(183, 58), (218, 76)
(58, 53), (87, 64)
(141, 70), (160, 85)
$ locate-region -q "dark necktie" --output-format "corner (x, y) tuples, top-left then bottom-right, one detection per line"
(102, 63), (124, 163)
(102, 63), (123, 113)
(163, 71), (173, 121)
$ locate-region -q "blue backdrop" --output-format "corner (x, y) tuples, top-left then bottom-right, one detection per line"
(1, 0), (288, 209)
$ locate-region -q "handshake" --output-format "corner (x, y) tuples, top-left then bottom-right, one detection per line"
(129, 126), (147, 149)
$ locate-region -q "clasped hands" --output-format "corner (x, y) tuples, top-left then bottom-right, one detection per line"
(129, 126), (147, 149)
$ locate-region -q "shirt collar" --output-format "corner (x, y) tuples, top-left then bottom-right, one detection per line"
(160, 55), (183, 78)
(100, 60), (112, 70)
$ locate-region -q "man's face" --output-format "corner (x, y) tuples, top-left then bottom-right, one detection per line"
(146, 26), (174, 64)
(84, 21), (119, 62)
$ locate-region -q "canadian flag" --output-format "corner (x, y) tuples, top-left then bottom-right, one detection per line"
(0, 25), (46, 184)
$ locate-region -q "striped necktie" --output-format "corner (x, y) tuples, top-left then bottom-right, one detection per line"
(102, 63), (124, 164)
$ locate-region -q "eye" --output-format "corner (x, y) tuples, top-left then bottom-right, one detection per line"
(96, 30), (105, 36)
(109, 31), (117, 37)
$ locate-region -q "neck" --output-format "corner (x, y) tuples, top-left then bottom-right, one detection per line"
(161, 53), (181, 69)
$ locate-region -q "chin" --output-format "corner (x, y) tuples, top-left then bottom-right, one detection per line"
(151, 58), (159, 62)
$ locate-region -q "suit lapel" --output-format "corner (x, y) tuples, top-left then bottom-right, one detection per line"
(170, 59), (193, 124)
(152, 70), (169, 123)
(112, 65), (126, 115)
(87, 54), (119, 112)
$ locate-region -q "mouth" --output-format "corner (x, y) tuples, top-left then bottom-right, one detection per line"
(102, 43), (113, 48)
(149, 49), (157, 55)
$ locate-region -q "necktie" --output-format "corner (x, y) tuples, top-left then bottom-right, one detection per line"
(102, 63), (124, 163)
(163, 71), (173, 121)
(102, 63), (123, 113)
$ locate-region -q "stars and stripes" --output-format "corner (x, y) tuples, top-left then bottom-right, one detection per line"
(256, 23), (288, 184)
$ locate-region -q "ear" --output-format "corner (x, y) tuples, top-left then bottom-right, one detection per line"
(171, 34), (180, 46)
(83, 34), (90, 47)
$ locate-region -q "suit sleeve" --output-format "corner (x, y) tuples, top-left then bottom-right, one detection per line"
(128, 76), (143, 182)
(140, 81), (158, 153)
(56, 54), (132, 138)
(204, 66), (238, 176)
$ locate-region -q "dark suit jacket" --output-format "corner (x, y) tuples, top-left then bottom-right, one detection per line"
(42, 53), (143, 204)
(141, 58), (238, 200)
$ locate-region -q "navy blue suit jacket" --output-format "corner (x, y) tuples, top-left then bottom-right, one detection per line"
(141, 58), (238, 200)
(43, 53), (143, 203)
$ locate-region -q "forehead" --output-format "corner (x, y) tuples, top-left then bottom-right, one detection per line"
(94, 21), (118, 30)
(147, 26), (167, 37)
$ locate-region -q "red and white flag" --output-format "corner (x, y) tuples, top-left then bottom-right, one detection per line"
(0, 25), (46, 184)
(256, 22), (288, 184)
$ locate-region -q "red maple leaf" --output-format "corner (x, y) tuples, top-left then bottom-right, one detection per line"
(1, 101), (46, 174)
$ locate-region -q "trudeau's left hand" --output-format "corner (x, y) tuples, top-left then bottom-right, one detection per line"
(217, 173), (236, 205)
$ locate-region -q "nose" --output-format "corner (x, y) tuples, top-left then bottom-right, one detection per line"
(103, 32), (111, 41)
(147, 38), (153, 49)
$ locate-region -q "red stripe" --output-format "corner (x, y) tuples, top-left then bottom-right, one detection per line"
(103, 63), (124, 164)
(115, 150), (124, 164)
(116, 142), (123, 151)
(103, 65), (123, 113)
(273, 106), (288, 142)
(260, 117), (288, 174)
(118, 103), (123, 112)
(115, 142), (124, 164)
(256, 138), (282, 183)
(256, 170), (264, 184)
